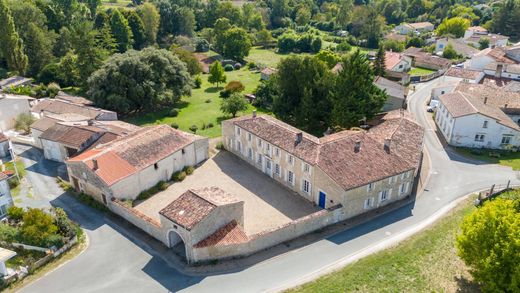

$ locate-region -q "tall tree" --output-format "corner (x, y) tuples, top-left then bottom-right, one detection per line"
(208, 61), (226, 88)
(70, 22), (108, 86)
(374, 45), (386, 77)
(176, 7), (195, 37)
(221, 27), (252, 61)
(436, 17), (470, 38)
(139, 3), (160, 45)
(24, 23), (57, 76)
(110, 10), (133, 53)
(0, 0), (28, 75)
(126, 11), (146, 49)
(221, 92), (248, 118)
(331, 50), (386, 129)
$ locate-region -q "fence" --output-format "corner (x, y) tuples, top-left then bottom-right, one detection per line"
(475, 181), (514, 205)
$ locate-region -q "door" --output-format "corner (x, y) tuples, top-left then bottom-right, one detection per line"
(72, 177), (80, 192)
(264, 158), (272, 177)
(318, 191), (326, 208)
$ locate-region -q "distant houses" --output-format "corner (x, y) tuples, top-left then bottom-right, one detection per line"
(395, 22), (434, 35)
(462, 26), (509, 48)
(0, 94), (34, 132)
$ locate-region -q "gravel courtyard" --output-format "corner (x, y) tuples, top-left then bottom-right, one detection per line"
(135, 151), (320, 235)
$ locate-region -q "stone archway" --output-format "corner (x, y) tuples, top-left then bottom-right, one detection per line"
(168, 230), (187, 263)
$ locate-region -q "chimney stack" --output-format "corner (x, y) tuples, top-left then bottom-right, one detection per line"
(484, 97), (488, 104)
(92, 159), (98, 171)
(252, 110), (257, 118)
(384, 138), (391, 152)
(354, 140), (361, 153)
(295, 132), (303, 144)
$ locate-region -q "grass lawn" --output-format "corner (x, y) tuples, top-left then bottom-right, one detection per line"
(100, 0), (133, 9)
(125, 68), (265, 137)
(245, 47), (287, 68)
(455, 147), (520, 170)
(4, 159), (26, 178)
(409, 67), (436, 76)
(288, 197), (479, 293)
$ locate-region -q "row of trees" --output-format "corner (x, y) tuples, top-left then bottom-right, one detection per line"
(254, 50), (386, 135)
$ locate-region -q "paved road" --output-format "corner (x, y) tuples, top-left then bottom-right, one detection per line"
(20, 79), (520, 293)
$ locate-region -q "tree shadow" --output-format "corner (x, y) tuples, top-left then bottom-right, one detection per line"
(204, 87), (221, 93)
(454, 276), (480, 293)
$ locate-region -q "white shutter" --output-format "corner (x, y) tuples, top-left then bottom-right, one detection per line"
(388, 188), (392, 199)
(378, 191), (383, 202)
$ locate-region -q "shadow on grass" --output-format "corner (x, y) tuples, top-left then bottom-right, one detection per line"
(204, 87), (221, 93)
(123, 101), (191, 125)
(454, 276), (480, 293)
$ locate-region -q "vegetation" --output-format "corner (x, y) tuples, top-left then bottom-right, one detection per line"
(136, 180), (168, 201)
(409, 67), (436, 76)
(373, 45), (386, 77)
(436, 17), (470, 38)
(14, 113), (36, 134)
(442, 43), (461, 60)
(455, 148), (520, 170)
(221, 92), (248, 118)
(208, 61), (227, 88)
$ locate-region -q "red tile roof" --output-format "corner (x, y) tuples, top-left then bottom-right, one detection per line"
(194, 220), (248, 248)
(445, 67), (482, 80)
(385, 51), (404, 70)
(0, 133), (7, 143)
(32, 99), (115, 119)
(40, 124), (104, 149)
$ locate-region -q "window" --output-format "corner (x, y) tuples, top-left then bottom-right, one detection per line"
(475, 134), (485, 142)
(248, 148), (253, 160)
(287, 170), (294, 185)
(364, 198), (372, 209)
(303, 163), (310, 173)
(400, 182), (409, 195)
(181, 148), (185, 154)
(367, 182), (374, 192)
(236, 126), (241, 135)
(502, 135), (513, 144)
(266, 143), (270, 152)
(388, 176), (396, 184)
(380, 189), (391, 202)
(287, 154), (294, 165)
(399, 64), (403, 69)
(257, 138), (262, 147)
(483, 121), (488, 128)
(247, 133), (252, 141)
(236, 141), (242, 153)
(154, 163), (159, 170)
(275, 163), (281, 176)
(275, 147), (280, 157)
(302, 179), (311, 194)
(257, 153), (263, 164)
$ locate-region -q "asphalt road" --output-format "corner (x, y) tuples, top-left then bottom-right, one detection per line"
(20, 79), (520, 293)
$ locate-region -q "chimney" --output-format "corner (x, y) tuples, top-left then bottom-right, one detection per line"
(87, 119), (94, 126)
(252, 110), (257, 118)
(484, 97), (488, 104)
(92, 159), (98, 171)
(295, 132), (303, 144)
(354, 140), (361, 153)
(384, 138), (391, 152)
(505, 103), (508, 108)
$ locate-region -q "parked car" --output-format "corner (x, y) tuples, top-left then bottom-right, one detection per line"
(427, 100), (439, 112)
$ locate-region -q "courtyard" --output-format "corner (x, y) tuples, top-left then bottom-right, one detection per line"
(134, 151), (320, 235)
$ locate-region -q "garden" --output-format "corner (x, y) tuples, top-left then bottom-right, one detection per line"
(455, 147), (520, 170)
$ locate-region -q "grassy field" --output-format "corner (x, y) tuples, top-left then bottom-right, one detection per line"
(409, 67), (436, 76)
(288, 197), (478, 293)
(100, 0), (133, 9)
(125, 68), (264, 137)
(455, 148), (520, 170)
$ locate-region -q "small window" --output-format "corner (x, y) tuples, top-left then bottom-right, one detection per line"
(237, 141), (242, 152)
(483, 121), (488, 128)
(287, 154), (294, 165)
(236, 126), (241, 135)
(475, 134), (485, 142)
(154, 163), (159, 170)
(257, 138), (262, 147)
(287, 170), (294, 185)
(303, 163), (310, 173)
(247, 133), (252, 141)
(181, 148), (185, 154)
(399, 64), (403, 69)
(248, 148), (253, 159)
(441, 90), (445, 94)
(302, 179), (311, 194)
(275, 147), (280, 157)
(275, 163), (281, 176)
(364, 198), (372, 209)
(257, 153), (263, 164)
(367, 182), (374, 192)
(501, 135), (512, 144)
(380, 189), (390, 202)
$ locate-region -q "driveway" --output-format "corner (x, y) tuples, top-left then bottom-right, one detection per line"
(20, 78), (520, 293)
(136, 151), (319, 234)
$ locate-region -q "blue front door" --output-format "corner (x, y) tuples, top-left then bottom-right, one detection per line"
(318, 191), (326, 208)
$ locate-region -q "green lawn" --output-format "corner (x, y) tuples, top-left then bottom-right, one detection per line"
(455, 148), (520, 170)
(288, 197), (478, 293)
(4, 159), (26, 178)
(125, 68), (265, 137)
(100, 0), (133, 9)
(409, 67), (436, 76)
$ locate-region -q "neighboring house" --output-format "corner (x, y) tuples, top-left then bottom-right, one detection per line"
(222, 111), (424, 214)
(431, 81), (460, 101)
(435, 38), (479, 58)
(436, 91), (520, 149)
(385, 51), (412, 73)
(0, 76), (32, 91)
(54, 91), (94, 106)
(465, 47), (516, 71)
(403, 47), (452, 70)
(0, 133), (9, 158)
(384, 32), (407, 43)
(374, 76), (407, 111)
(260, 67), (277, 81)
(395, 22), (434, 35)
(483, 63), (520, 80)
(441, 67), (485, 84)
(39, 120), (139, 163)
(0, 94), (34, 132)
(29, 113), (90, 149)
(506, 44), (520, 63)
(463, 27), (509, 48)
(31, 98), (117, 121)
(0, 172), (13, 218)
(66, 125), (209, 203)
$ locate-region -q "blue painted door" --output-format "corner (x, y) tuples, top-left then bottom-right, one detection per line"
(318, 191), (326, 208)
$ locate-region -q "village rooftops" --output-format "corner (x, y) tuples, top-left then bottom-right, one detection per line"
(456, 82), (520, 115)
(55, 91), (94, 106)
(230, 111), (424, 191)
(32, 98), (116, 120)
(0, 76), (32, 90)
(68, 125), (204, 186)
(439, 91), (520, 130)
(374, 76), (406, 100)
(467, 26), (488, 33)
(159, 187), (242, 231)
(445, 67), (482, 80)
(484, 63), (520, 74)
(438, 38), (479, 57)
(474, 47), (516, 64)
(384, 51), (405, 69)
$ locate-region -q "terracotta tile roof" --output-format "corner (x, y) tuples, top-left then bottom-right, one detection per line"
(403, 48), (451, 67)
(385, 32), (407, 42)
(439, 38), (479, 56)
(466, 34), (509, 46)
(439, 91), (520, 130)
(467, 26), (488, 33)
(231, 111), (424, 191)
(445, 67), (482, 80)
(475, 47), (515, 64)
(30, 116), (60, 132)
(40, 124), (104, 149)
(385, 51), (405, 69)
(0, 133), (8, 143)
(159, 187), (241, 231)
(67, 125), (202, 186)
(0, 172), (8, 181)
(409, 22), (434, 29)
(32, 99), (115, 119)
(374, 76), (406, 99)
(194, 220), (248, 248)
(84, 132), (120, 151)
(456, 82), (520, 114)
(55, 91), (93, 106)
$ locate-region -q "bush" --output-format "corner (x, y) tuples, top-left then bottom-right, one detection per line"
(0, 223), (18, 242)
(189, 125), (198, 133)
(195, 38), (210, 52)
(336, 41), (352, 52)
(247, 62), (257, 70)
(157, 181), (168, 191)
(170, 122), (179, 129)
(53, 207), (76, 238)
(216, 142), (225, 150)
(183, 166), (194, 175)
(169, 108), (179, 117)
(224, 80), (245, 93)
(20, 208), (59, 247)
(205, 99), (211, 103)
(194, 75), (202, 88)
(224, 64), (234, 71)
(207, 122), (214, 128)
(234, 63), (242, 70)
(219, 89), (231, 98)
(7, 206), (25, 222)
(14, 113), (36, 134)
(172, 171), (187, 182)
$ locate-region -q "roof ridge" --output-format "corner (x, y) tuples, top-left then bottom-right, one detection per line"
(458, 91), (479, 114)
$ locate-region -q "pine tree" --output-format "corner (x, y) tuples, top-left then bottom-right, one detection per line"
(0, 0), (28, 75)
(110, 9), (133, 53)
(127, 11), (146, 50)
(374, 45), (386, 77)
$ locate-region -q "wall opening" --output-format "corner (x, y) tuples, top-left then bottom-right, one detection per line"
(168, 230), (187, 263)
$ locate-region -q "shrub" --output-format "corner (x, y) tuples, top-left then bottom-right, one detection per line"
(136, 190), (151, 201)
(207, 122), (214, 128)
(202, 122), (206, 130)
(194, 75), (202, 88)
(47, 83), (61, 98)
(216, 142), (225, 150)
(224, 80), (245, 93)
(247, 62), (256, 70)
(20, 208), (59, 247)
(205, 99), (211, 103)
(157, 181), (168, 191)
(183, 166), (195, 175)
(336, 41), (352, 52)
(224, 64), (234, 71)
(234, 63), (242, 70)
(169, 108), (179, 117)
(172, 171), (187, 181)
(14, 113), (36, 134)
(195, 38), (210, 52)
(53, 208), (76, 238)
(189, 125), (198, 133)
(0, 223), (18, 242)
(170, 122), (179, 129)
(7, 206), (25, 222)
(219, 89), (231, 98)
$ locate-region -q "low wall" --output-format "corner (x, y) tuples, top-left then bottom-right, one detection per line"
(109, 199), (167, 246)
(192, 205), (344, 263)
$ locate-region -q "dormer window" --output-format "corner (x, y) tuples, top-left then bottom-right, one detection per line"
(483, 121), (488, 128)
